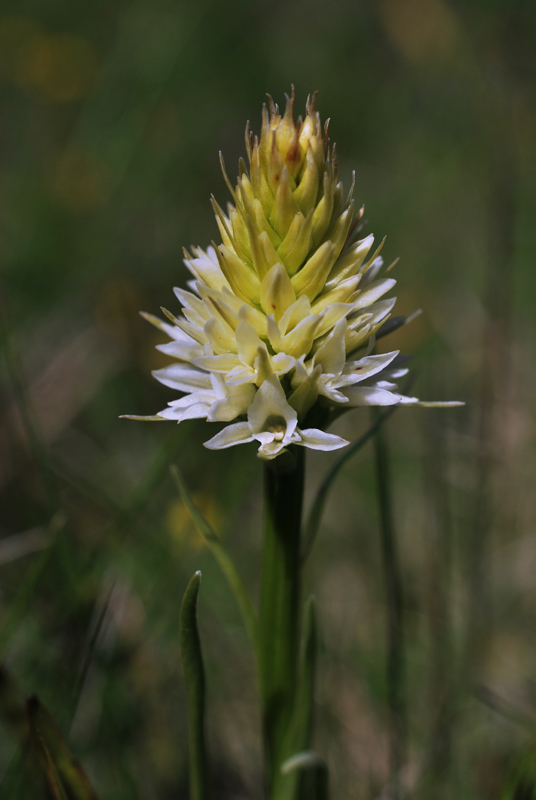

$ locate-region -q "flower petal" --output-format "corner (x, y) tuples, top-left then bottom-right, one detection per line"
(247, 376), (297, 436)
(204, 422), (254, 450)
(159, 392), (213, 421)
(260, 263), (296, 320)
(204, 316), (238, 354)
(278, 294), (312, 335)
(235, 320), (264, 366)
(314, 318), (347, 376)
(257, 439), (288, 460)
(193, 354), (240, 372)
(337, 351), (400, 387)
(343, 385), (401, 406)
(297, 428), (349, 451)
(157, 339), (204, 360)
(208, 383), (256, 421)
(153, 365), (212, 392)
(396, 396), (465, 407)
(184, 246), (230, 292)
(277, 314), (322, 358)
(140, 311), (190, 341)
(120, 414), (167, 422)
(324, 233), (375, 290)
(352, 278), (396, 311)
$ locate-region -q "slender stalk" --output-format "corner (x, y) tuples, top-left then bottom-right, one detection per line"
(302, 404), (401, 563)
(180, 572), (208, 800)
(373, 415), (406, 799)
(170, 465), (259, 660)
(260, 447), (305, 796)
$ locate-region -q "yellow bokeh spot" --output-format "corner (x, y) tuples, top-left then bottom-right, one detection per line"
(166, 494), (222, 554)
(49, 149), (110, 213)
(380, 0), (461, 64)
(94, 280), (147, 344)
(14, 31), (99, 102)
(0, 16), (43, 81)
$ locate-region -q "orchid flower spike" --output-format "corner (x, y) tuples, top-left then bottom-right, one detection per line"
(124, 89), (462, 459)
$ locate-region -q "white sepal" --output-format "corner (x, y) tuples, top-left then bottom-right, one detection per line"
(152, 365), (212, 392)
(343, 385), (401, 406)
(204, 422), (254, 450)
(297, 428), (349, 451)
(353, 278), (397, 311)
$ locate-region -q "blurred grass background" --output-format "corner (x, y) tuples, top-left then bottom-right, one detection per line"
(1, 0), (536, 797)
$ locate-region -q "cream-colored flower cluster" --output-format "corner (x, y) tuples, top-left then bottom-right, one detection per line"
(132, 92), (456, 459)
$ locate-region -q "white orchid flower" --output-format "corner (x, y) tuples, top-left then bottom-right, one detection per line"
(126, 92), (461, 456)
(204, 376), (348, 460)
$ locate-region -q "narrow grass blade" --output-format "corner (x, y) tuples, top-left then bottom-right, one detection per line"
(376, 310), (422, 340)
(180, 572), (209, 800)
(0, 669), (44, 795)
(281, 752), (329, 800)
(31, 738), (70, 800)
(171, 465), (258, 658)
(71, 580), (115, 722)
(26, 694), (99, 800)
(302, 405), (400, 562)
(0, 749), (44, 798)
(500, 747), (536, 800)
(0, 670), (98, 797)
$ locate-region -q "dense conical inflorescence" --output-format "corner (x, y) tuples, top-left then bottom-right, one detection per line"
(129, 91), (459, 459)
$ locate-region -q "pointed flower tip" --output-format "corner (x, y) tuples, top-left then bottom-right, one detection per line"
(120, 414), (167, 421)
(429, 400), (465, 407)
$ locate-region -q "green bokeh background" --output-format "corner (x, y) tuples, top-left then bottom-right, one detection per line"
(1, 1), (536, 797)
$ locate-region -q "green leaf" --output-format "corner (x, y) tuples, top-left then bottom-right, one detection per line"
(71, 581), (115, 720)
(171, 465), (259, 659)
(0, 670), (98, 799)
(26, 694), (99, 800)
(500, 748), (536, 800)
(376, 309), (422, 340)
(281, 752), (329, 800)
(180, 571), (209, 800)
(31, 737), (71, 800)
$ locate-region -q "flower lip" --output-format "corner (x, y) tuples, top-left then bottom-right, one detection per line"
(264, 415), (288, 441)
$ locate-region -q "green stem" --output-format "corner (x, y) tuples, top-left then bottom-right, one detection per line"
(260, 447), (305, 796)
